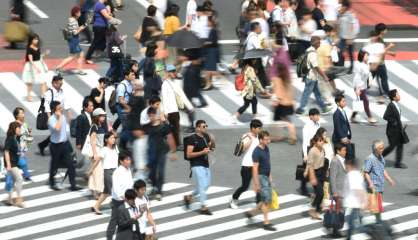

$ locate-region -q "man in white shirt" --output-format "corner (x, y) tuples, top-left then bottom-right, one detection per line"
(271, 0), (283, 23)
(106, 153), (133, 240)
(245, 22), (262, 51)
(134, 179), (156, 238)
(300, 108), (321, 196)
(38, 75), (72, 156)
(191, 6), (210, 39)
(230, 119), (263, 209)
(140, 96), (164, 126)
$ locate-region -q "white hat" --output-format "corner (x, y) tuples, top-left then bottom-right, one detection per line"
(92, 108), (106, 117)
(311, 30), (326, 39)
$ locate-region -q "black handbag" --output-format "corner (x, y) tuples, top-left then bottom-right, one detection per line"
(323, 199), (345, 230)
(401, 125), (409, 144)
(295, 163), (306, 181)
(36, 97), (49, 130)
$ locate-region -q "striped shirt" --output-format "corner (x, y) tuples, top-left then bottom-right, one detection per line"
(67, 17), (79, 36)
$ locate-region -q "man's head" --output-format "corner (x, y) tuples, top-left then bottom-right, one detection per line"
(258, 130), (271, 146)
(335, 94), (347, 108)
(375, 23), (387, 36)
(372, 140), (385, 156)
(147, 107), (158, 123)
(124, 189), (137, 206)
(147, 5), (157, 17)
(98, 77), (108, 89)
(250, 119), (263, 134)
(335, 143), (347, 158)
(149, 95), (161, 109)
(82, 96), (94, 113)
(250, 22), (261, 34)
(165, 64), (177, 79)
(13, 107), (25, 121)
(124, 69), (136, 82)
(311, 36), (321, 49)
(119, 153), (132, 168)
(52, 75), (64, 90)
(195, 120), (208, 134)
(133, 179), (146, 197)
(388, 89), (400, 102)
(308, 108), (320, 122)
(51, 101), (62, 115)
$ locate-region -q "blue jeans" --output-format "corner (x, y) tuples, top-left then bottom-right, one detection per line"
(297, 78), (326, 112)
(148, 152), (167, 194)
(192, 166), (211, 206)
(18, 156), (31, 179)
(346, 208), (363, 239)
(116, 105), (132, 148)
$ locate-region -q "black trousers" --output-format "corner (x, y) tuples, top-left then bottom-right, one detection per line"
(107, 199), (124, 240)
(312, 169), (325, 212)
(232, 166), (252, 200)
(39, 135), (50, 149)
(254, 58), (268, 87)
(237, 96), (257, 114)
(86, 26), (107, 60)
(49, 141), (76, 187)
(383, 141), (404, 166)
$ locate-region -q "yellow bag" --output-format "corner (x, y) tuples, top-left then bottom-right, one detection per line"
(269, 189), (279, 210)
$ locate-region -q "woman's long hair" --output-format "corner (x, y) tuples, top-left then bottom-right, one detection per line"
(6, 121), (21, 138)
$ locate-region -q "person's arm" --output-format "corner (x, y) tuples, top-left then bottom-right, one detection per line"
(186, 144), (209, 159)
(302, 126), (309, 159)
(75, 116), (83, 149)
(167, 133), (177, 160)
(329, 160), (338, 197)
(242, 135), (252, 151)
(252, 162), (260, 192)
(93, 88), (104, 105)
(100, 8), (113, 20)
(307, 149), (318, 186)
(147, 208), (157, 234)
(52, 114), (63, 131)
(384, 170), (395, 186)
(4, 150), (11, 171)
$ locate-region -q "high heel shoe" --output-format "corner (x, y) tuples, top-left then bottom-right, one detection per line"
(91, 207), (103, 215)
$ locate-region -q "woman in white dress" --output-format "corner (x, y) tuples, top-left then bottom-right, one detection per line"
(22, 33), (49, 101)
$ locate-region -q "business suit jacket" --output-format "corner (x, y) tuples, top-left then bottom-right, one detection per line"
(115, 204), (142, 240)
(332, 108), (351, 144)
(329, 156), (347, 197)
(383, 101), (403, 145)
(75, 111), (91, 148)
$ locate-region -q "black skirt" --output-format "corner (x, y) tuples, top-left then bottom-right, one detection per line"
(273, 105), (294, 121)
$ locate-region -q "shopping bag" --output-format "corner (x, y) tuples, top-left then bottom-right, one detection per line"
(269, 189), (279, 210)
(323, 198), (345, 229)
(234, 72), (245, 91)
(368, 190), (382, 213)
(352, 98), (363, 112)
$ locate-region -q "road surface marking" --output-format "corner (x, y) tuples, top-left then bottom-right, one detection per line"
(24, 0), (49, 19)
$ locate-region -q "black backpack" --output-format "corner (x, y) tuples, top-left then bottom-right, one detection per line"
(36, 88), (54, 130)
(296, 50), (315, 78)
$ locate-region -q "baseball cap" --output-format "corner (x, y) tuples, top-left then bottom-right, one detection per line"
(92, 108), (106, 116)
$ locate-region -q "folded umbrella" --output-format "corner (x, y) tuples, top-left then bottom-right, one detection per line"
(166, 29), (203, 49)
(242, 49), (273, 59)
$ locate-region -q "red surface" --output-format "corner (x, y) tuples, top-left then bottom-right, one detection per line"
(0, 58), (97, 72)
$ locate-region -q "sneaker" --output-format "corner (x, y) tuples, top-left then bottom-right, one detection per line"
(244, 211), (254, 219)
(184, 195), (192, 209)
(263, 223), (277, 231)
(367, 117), (377, 124)
(155, 194), (162, 201)
(229, 199), (238, 209)
(295, 108), (305, 115)
(321, 106), (333, 115)
(24, 177), (32, 182)
(200, 207), (213, 215)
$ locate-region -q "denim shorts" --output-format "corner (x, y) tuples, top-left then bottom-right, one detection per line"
(68, 36), (82, 55)
(259, 175), (272, 203)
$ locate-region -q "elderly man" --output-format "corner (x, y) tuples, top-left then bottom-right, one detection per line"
(363, 140), (395, 223)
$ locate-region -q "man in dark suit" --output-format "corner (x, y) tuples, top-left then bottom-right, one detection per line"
(332, 94), (354, 160)
(383, 89), (407, 169)
(115, 189), (143, 240)
(75, 97), (94, 150)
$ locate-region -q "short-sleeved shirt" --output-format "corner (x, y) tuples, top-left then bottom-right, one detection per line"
(135, 195), (150, 234)
(90, 88), (106, 110)
(93, 1), (108, 27)
(185, 0), (197, 24)
(90, 124), (106, 148)
(306, 46), (320, 80)
(140, 16), (159, 45)
(48, 114), (68, 143)
(241, 134), (259, 167)
(25, 47), (41, 62)
(363, 153), (386, 192)
(252, 146), (271, 177)
(116, 80), (133, 105)
(317, 41), (332, 71)
(143, 123), (171, 155)
(163, 16), (180, 35)
(4, 136), (20, 167)
(187, 133), (211, 168)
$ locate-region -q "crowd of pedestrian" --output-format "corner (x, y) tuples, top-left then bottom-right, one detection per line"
(0, 0), (412, 239)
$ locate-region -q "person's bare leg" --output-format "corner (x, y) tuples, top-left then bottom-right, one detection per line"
(56, 56), (75, 70)
(26, 83), (33, 101)
(40, 83), (47, 97)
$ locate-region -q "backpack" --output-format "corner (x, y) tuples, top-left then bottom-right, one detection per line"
(108, 82), (130, 114)
(296, 50), (314, 78)
(233, 134), (251, 157)
(36, 88), (54, 130)
(183, 134), (195, 161)
(70, 114), (83, 138)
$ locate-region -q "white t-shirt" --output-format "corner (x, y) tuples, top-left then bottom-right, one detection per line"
(135, 195), (150, 234)
(323, 0), (340, 21)
(298, 19), (317, 41)
(252, 18), (270, 40)
(191, 15), (210, 39)
(241, 134), (259, 167)
(186, 0), (197, 24)
(102, 146), (119, 170)
(245, 32), (261, 51)
(363, 42), (385, 64)
(343, 170), (366, 209)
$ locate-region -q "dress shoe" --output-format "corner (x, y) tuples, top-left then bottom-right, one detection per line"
(394, 163), (408, 169)
(50, 185), (61, 191)
(70, 186), (83, 191)
(38, 143), (45, 156)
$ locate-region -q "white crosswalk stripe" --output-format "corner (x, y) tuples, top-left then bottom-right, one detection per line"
(1, 60), (418, 132)
(0, 172), (417, 240)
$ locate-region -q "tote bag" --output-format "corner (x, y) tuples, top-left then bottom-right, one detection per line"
(81, 125), (95, 158)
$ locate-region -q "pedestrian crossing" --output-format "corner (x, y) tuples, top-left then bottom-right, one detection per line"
(0, 172), (417, 240)
(1, 60), (418, 133)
